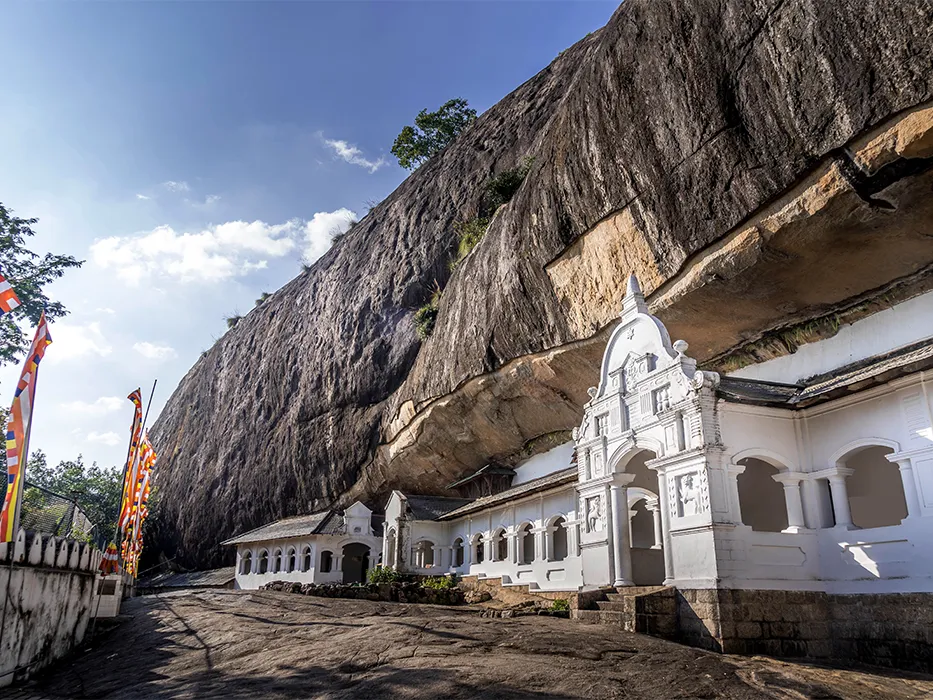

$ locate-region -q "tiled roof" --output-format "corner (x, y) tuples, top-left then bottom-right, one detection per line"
(436, 467), (578, 521)
(142, 567), (235, 589)
(220, 511), (335, 546)
(405, 495), (474, 521)
(718, 339), (933, 409)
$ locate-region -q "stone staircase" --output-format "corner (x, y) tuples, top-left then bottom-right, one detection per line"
(573, 585), (678, 639)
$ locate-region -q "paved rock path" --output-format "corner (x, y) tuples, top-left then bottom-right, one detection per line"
(17, 590), (933, 699)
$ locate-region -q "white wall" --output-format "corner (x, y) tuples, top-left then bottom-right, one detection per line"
(730, 290), (933, 383)
(512, 441), (575, 485)
(0, 532), (102, 688)
(233, 533), (382, 590)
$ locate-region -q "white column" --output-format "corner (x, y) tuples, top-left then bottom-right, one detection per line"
(656, 470), (674, 584)
(773, 472), (807, 532)
(889, 457), (922, 519)
(432, 545), (442, 569)
(726, 463), (746, 525)
(609, 484), (634, 587)
(827, 468), (854, 528)
(648, 502), (662, 549)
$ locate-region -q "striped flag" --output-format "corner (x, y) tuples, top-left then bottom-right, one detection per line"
(0, 272), (21, 316)
(1, 313), (52, 542)
(99, 542), (119, 575)
(121, 432), (156, 575)
(117, 389), (143, 532)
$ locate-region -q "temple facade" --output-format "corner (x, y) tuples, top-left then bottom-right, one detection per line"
(226, 274), (933, 662)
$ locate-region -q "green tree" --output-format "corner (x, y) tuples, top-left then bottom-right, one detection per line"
(23, 450), (123, 535)
(0, 203), (83, 367)
(391, 98), (477, 170)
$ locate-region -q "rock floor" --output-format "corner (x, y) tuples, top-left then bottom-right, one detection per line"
(17, 589), (933, 699)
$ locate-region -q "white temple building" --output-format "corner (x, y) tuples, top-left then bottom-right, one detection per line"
(225, 274), (933, 662)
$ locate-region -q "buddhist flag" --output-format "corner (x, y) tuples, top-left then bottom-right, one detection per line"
(99, 542), (119, 575)
(1, 313), (52, 542)
(117, 389), (143, 532)
(121, 432), (156, 575)
(0, 272), (21, 316)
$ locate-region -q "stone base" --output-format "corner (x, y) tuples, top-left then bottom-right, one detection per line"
(458, 575), (577, 608)
(676, 589), (933, 673)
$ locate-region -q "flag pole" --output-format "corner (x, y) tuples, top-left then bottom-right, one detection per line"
(122, 379), (156, 578)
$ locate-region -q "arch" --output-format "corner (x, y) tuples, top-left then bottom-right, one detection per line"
(517, 522), (535, 565)
(839, 443), (907, 529)
(385, 528), (398, 569)
(341, 542), (370, 583)
(470, 533), (485, 564)
(257, 549), (269, 575)
(550, 517), (568, 562)
(607, 439), (664, 475)
(730, 448), (798, 472)
(301, 545), (313, 572)
(452, 537), (465, 568)
(286, 547), (297, 573)
(736, 458), (788, 532)
(240, 550), (253, 575)
(627, 487), (658, 508)
(319, 549), (333, 573)
(829, 438), (901, 467)
(492, 528), (508, 562)
(413, 539), (435, 568)
(271, 548), (284, 574)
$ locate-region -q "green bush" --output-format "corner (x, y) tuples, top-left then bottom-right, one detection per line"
(414, 284), (442, 340)
(392, 98), (477, 170)
(550, 598), (570, 612)
(452, 217), (489, 267)
(483, 157), (533, 214)
(225, 314), (241, 329)
(422, 574), (457, 590)
(368, 566), (403, 585)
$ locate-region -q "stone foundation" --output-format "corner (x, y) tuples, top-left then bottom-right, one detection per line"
(458, 575), (577, 608)
(677, 589), (933, 673)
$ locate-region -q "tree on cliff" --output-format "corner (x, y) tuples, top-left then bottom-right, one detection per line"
(391, 98), (477, 170)
(0, 202), (83, 368)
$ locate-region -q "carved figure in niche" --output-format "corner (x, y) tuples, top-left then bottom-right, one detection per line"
(586, 496), (603, 533)
(680, 473), (699, 517)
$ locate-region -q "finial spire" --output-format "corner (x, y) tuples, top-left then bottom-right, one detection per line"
(621, 273), (648, 319)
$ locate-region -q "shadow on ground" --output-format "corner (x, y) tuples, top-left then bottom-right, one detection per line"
(22, 590), (933, 699)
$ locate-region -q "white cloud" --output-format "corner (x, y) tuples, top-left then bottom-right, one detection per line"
(162, 180), (190, 192)
(61, 396), (124, 415)
(304, 209), (357, 262)
(205, 194), (221, 205)
(91, 212), (356, 284)
(90, 220), (302, 284)
(48, 322), (112, 362)
(95, 307), (116, 315)
(324, 138), (386, 173)
(136, 193), (151, 200)
(87, 431), (121, 447)
(133, 341), (178, 361)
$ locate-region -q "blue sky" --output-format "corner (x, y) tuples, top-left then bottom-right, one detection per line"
(0, 1), (616, 471)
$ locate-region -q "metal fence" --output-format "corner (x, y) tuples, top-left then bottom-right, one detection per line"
(16, 481), (105, 547)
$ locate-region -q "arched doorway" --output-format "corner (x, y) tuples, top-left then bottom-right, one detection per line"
(341, 543), (371, 583)
(611, 448), (662, 586)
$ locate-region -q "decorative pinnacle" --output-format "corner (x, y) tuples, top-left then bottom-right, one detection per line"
(621, 273), (648, 318)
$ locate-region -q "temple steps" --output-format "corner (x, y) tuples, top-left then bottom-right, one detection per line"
(572, 585), (678, 638)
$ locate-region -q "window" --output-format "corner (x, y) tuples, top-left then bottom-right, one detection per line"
(595, 414), (609, 437)
(320, 550), (333, 573)
(258, 550), (269, 574)
(453, 538), (464, 568)
(272, 548), (283, 574)
(286, 548), (297, 573)
(302, 546), (313, 572)
(473, 537), (485, 564)
(494, 529), (508, 561)
(551, 518), (568, 562)
(240, 551), (252, 575)
(519, 524), (535, 565)
(654, 386), (671, 414)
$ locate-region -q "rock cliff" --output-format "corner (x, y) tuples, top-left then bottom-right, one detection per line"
(149, 0), (933, 568)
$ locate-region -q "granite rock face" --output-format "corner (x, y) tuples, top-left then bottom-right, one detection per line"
(149, 0), (933, 567)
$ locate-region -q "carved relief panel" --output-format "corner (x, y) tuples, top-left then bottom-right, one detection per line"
(669, 470), (710, 518)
